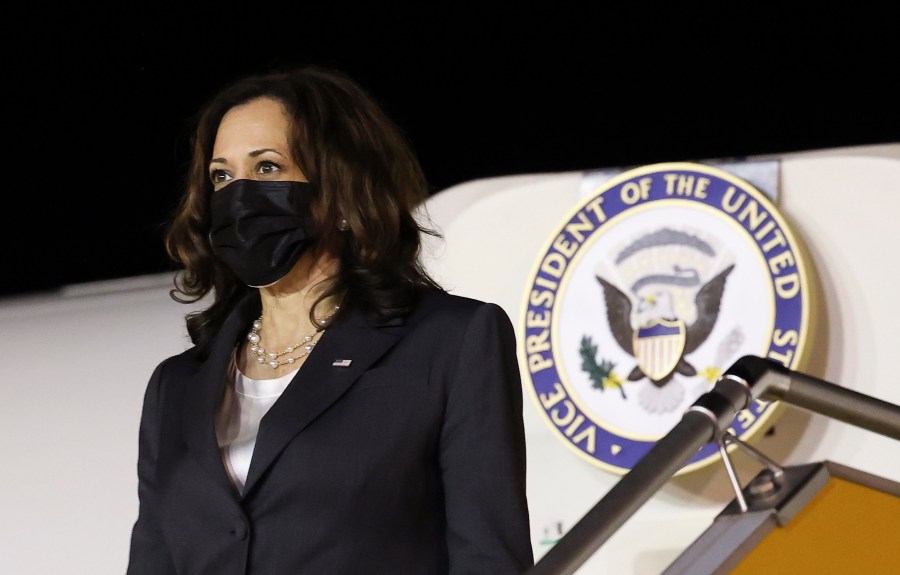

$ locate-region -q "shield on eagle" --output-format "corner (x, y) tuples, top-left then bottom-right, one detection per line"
(631, 318), (687, 382)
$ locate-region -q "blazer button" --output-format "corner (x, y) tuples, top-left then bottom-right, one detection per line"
(230, 518), (249, 541)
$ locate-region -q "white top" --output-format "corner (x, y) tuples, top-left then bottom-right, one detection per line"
(215, 361), (298, 494)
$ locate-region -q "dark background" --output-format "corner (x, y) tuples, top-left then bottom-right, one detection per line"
(5, 10), (898, 299)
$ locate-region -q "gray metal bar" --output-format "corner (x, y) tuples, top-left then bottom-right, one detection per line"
(766, 370), (900, 440)
(721, 355), (900, 440)
(525, 374), (752, 575)
(525, 356), (900, 574)
(524, 411), (715, 575)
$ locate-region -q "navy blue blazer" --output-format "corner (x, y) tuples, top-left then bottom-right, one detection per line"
(126, 287), (533, 574)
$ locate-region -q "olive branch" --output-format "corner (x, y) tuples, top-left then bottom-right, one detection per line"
(579, 335), (627, 399)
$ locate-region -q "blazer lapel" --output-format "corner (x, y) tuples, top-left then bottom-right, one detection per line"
(241, 308), (405, 498)
(181, 291), (262, 499)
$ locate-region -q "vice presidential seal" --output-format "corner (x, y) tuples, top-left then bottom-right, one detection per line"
(520, 162), (811, 475)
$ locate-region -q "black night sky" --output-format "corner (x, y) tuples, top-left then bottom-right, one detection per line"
(5, 10), (898, 299)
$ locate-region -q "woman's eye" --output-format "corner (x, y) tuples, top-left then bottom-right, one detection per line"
(257, 161), (281, 175)
(209, 169), (230, 184)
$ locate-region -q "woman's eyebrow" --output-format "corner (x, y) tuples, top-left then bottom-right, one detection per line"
(249, 148), (284, 158)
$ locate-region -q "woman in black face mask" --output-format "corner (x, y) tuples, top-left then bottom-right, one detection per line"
(126, 66), (533, 575)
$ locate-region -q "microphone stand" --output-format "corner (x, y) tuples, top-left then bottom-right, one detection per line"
(524, 355), (900, 575)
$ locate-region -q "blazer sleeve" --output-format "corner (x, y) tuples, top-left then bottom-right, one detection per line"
(126, 360), (177, 575)
(439, 302), (534, 574)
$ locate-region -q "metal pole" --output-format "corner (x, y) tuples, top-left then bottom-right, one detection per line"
(525, 355), (900, 574)
(525, 375), (752, 575)
(525, 412), (714, 575)
(722, 355), (900, 440)
(766, 370), (900, 440)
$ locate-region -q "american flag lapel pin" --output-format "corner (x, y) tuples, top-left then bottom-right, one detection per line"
(332, 359), (353, 367)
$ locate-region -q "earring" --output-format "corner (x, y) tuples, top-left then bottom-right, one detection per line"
(338, 217), (349, 231)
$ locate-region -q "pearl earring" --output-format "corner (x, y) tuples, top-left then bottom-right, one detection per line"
(338, 217), (349, 231)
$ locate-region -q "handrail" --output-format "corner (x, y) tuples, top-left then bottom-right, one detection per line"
(524, 355), (900, 575)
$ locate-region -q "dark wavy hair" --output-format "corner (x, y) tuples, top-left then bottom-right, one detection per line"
(164, 65), (443, 353)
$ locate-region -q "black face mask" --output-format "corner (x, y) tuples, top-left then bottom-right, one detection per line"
(209, 179), (317, 288)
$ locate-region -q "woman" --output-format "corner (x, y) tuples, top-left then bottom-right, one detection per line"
(126, 66), (533, 574)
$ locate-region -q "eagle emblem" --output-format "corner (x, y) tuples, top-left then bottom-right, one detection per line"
(595, 234), (735, 413)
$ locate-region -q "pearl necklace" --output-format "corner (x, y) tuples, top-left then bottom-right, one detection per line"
(246, 306), (339, 369)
